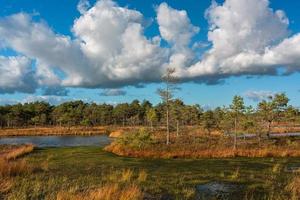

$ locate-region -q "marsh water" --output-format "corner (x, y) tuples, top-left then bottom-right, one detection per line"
(0, 135), (112, 147)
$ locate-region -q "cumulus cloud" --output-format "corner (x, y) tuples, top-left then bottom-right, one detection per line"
(0, 56), (37, 93)
(100, 89), (126, 96)
(244, 90), (275, 102)
(186, 0), (300, 81)
(0, 0), (300, 94)
(156, 3), (199, 76)
(156, 3), (199, 50)
(0, 0), (170, 92)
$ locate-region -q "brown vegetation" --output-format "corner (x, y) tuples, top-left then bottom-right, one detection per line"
(285, 175), (300, 200)
(0, 144), (34, 160)
(56, 169), (144, 200)
(0, 144), (36, 178)
(0, 159), (34, 177)
(56, 184), (143, 200)
(105, 130), (300, 158)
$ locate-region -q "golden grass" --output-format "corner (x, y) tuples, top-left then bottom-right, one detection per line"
(0, 178), (13, 193)
(137, 170), (147, 183)
(105, 135), (300, 159)
(121, 169), (133, 182)
(0, 144), (37, 178)
(285, 175), (300, 200)
(106, 143), (300, 158)
(56, 168), (144, 200)
(0, 158), (33, 178)
(56, 184), (143, 200)
(1, 144), (34, 160)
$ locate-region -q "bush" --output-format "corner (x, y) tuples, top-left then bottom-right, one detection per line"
(117, 128), (154, 149)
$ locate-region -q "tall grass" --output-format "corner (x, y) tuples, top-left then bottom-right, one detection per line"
(56, 169), (145, 200)
(0, 159), (33, 178)
(106, 130), (300, 158)
(3, 144), (34, 160)
(57, 183), (143, 200)
(285, 175), (300, 200)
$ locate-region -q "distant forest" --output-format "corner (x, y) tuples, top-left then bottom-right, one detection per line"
(0, 93), (299, 135)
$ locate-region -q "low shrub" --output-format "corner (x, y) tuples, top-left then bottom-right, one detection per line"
(117, 128), (154, 149)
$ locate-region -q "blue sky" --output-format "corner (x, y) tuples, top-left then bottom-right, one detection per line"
(0, 0), (300, 108)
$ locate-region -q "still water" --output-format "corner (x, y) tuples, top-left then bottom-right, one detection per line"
(0, 135), (112, 147)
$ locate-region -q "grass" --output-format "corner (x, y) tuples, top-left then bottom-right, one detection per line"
(57, 184), (143, 200)
(285, 175), (300, 200)
(0, 159), (29, 177)
(0, 144), (35, 160)
(56, 169), (144, 200)
(105, 130), (300, 158)
(2, 146), (300, 199)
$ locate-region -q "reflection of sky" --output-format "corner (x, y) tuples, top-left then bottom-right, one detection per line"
(0, 135), (112, 147)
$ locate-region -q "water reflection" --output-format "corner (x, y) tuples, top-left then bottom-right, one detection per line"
(0, 135), (112, 147)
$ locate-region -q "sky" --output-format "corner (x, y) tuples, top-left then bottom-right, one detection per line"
(0, 0), (300, 108)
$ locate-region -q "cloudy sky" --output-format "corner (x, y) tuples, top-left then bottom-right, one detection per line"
(0, 0), (300, 107)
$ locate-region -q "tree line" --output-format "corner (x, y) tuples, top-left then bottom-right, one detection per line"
(0, 93), (299, 136)
(0, 99), (201, 128)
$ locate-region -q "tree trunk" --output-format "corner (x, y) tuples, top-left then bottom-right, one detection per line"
(166, 105), (170, 145)
(234, 117), (237, 150)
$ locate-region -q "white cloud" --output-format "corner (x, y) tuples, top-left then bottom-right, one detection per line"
(186, 0), (300, 81)
(244, 90), (275, 102)
(156, 3), (200, 76)
(0, 0), (300, 94)
(0, 56), (37, 93)
(156, 3), (199, 50)
(0, 0), (170, 92)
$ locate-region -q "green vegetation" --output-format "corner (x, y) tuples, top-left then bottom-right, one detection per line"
(0, 93), (298, 139)
(1, 146), (300, 199)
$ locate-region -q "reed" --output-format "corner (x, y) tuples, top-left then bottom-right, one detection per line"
(3, 144), (34, 160)
(105, 133), (300, 158)
(0, 159), (32, 177)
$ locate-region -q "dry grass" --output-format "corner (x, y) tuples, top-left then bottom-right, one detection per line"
(105, 133), (300, 158)
(0, 178), (13, 193)
(137, 170), (147, 183)
(57, 184), (143, 200)
(285, 175), (300, 200)
(0, 158), (33, 178)
(0, 144), (38, 178)
(1, 144), (34, 160)
(106, 142), (300, 158)
(56, 168), (145, 200)
(121, 169), (133, 182)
